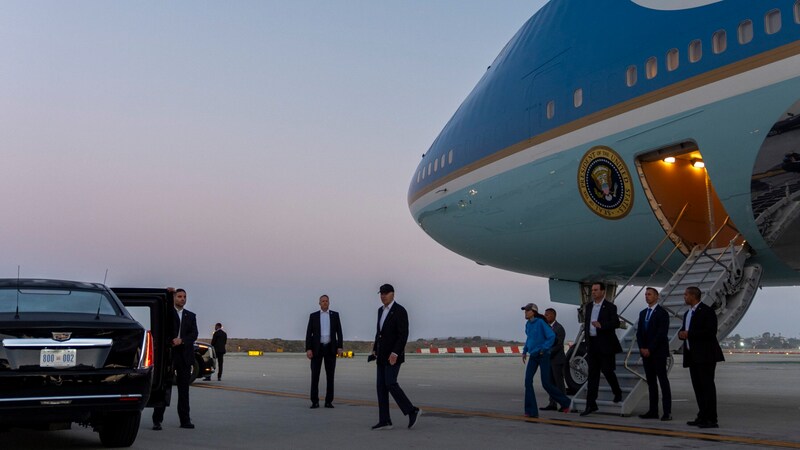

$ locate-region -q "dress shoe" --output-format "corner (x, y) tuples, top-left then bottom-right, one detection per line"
(559, 406), (571, 414)
(179, 422), (195, 429)
(687, 419), (704, 426)
(324, 403), (334, 408)
(310, 403), (320, 409)
(661, 414), (672, 421)
(371, 422), (393, 430)
(698, 422), (719, 429)
(580, 407), (598, 417)
(638, 412), (659, 419)
(539, 405), (557, 411)
(408, 407), (422, 429)
(152, 423), (162, 431)
(613, 393), (622, 403)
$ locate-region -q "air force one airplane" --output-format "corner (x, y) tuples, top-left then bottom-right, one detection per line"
(408, 1), (800, 412)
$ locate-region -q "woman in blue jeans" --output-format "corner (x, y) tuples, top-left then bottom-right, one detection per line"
(521, 303), (572, 417)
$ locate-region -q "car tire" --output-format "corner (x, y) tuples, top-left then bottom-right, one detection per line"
(98, 411), (141, 448)
(564, 344), (588, 395)
(188, 358), (200, 384)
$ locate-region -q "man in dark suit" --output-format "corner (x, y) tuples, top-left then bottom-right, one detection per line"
(541, 308), (567, 411)
(678, 286), (724, 429)
(211, 323), (227, 381)
(371, 284), (421, 430)
(580, 282), (623, 416)
(635, 287), (672, 421)
(153, 288), (198, 430)
(305, 294), (344, 408)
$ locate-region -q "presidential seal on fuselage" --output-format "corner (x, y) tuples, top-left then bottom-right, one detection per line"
(578, 146), (633, 219)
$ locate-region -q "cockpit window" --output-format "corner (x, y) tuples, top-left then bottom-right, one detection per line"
(0, 288), (119, 315)
(795, 1), (800, 24)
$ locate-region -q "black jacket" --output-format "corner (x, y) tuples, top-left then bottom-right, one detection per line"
(636, 305), (670, 359)
(681, 302), (725, 367)
(583, 300), (623, 355)
(305, 310), (343, 355)
(549, 320), (567, 364)
(211, 329), (227, 355)
(171, 308), (198, 366)
(372, 302), (409, 365)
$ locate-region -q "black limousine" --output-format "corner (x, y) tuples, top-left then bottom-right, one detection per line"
(0, 280), (176, 447)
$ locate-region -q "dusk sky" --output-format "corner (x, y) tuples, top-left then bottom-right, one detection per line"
(2, 1), (797, 343)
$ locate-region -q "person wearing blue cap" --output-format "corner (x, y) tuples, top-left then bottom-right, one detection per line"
(521, 302), (572, 418)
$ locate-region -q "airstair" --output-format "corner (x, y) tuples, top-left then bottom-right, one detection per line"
(570, 214), (762, 416)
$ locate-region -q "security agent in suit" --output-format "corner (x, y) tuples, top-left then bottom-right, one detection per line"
(370, 284), (421, 430)
(678, 286), (724, 429)
(580, 282), (623, 416)
(305, 294), (343, 408)
(153, 288), (199, 430)
(635, 287), (672, 421)
(211, 323), (227, 381)
(541, 308), (568, 411)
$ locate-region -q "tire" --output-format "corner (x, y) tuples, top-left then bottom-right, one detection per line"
(98, 411), (141, 448)
(564, 344), (588, 395)
(188, 358), (200, 384)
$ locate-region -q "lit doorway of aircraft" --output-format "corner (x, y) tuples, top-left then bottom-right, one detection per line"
(635, 142), (741, 253)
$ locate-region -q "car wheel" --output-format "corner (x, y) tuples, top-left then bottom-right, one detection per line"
(189, 358), (200, 384)
(98, 411), (141, 448)
(564, 344), (588, 395)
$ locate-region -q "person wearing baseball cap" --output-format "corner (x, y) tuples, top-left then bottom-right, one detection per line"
(520, 302), (572, 418)
(370, 284), (421, 430)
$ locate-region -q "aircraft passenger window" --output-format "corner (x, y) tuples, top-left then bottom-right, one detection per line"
(434, 158), (439, 172)
(546, 101), (555, 119)
(688, 40), (702, 63)
(573, 88), (583, 108)
(421, 169), (425, 180)
(427, 163), (432, 176)
(645, 57), (657, 79)
(626, 65), (637, 87)
(440, 155), (446, 169)
(448, 150), (453, 165)
(712, 30), (727, 54)
(738, 19), (753, 44)
(765, 9), (782, 35)
(795, 1), (800, 24)
(666, 49), (679, 71)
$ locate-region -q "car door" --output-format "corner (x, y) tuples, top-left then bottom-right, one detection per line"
(112, 288), (174, 408)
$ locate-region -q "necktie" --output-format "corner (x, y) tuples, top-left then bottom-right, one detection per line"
(645, 308), (652, 328)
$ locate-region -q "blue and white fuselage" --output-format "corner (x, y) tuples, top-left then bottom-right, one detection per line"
(409, 0), (800, 288)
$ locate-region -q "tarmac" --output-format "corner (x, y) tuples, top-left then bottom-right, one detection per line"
(4, 352), (800, 449)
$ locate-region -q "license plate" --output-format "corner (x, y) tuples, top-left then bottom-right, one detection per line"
(40, 349), (77, 368)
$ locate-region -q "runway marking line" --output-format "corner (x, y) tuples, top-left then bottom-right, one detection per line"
(195, 384), (800, 448)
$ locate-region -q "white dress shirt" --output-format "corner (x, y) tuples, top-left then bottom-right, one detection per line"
(320, 310), (331, 344)
(379, 301), (394, 331)
(589, 300), (602, 336)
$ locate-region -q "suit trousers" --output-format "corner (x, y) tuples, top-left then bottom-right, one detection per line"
(310, 343), (336, 404)
(524, 352), (571, 416)
(216, 353), (224, 380)
(689, 362), (718, 423)
(153, 351), (192, 425)
(376, 362), (413, 424)
(642, 355), (671, 415)
(547, 359), (566, 407)
(585, 348), (622, 408)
